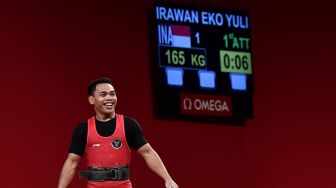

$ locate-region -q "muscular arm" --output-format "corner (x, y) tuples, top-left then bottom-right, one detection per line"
(57, 153), (81, 188)
(137, 144), (178, 188)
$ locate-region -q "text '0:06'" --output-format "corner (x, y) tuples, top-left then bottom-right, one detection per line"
(220, 50), (252, 74)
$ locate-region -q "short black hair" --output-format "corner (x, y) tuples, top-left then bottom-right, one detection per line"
(88, 77), (113, 96)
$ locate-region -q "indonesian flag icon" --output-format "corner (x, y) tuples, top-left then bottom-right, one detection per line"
(171, 25), (191, 48)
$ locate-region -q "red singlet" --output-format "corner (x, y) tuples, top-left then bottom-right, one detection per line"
(85, 114), (132, 188)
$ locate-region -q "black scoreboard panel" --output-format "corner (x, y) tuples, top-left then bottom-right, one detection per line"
(148, 4), (253, 125)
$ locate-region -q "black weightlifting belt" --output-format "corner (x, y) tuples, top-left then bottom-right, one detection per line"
(79, 165), (129, 182)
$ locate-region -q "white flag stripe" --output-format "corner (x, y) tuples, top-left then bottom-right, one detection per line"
(172, 36), (191, 48)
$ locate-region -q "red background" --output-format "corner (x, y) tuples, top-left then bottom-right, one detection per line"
(1, 0), (335, 188)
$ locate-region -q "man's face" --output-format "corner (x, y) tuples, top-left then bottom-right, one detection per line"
(88, 83), (117, 117)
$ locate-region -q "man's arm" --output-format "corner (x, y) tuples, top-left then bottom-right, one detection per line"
(57, 153), (82, 188)
(137, 143), (178, 188)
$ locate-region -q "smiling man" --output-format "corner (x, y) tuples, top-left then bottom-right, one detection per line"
(57, 77), (178, 188)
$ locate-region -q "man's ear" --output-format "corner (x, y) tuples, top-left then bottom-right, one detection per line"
(88, 96), (95, 105)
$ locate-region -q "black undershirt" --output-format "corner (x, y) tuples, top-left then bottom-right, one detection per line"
(69, 116), (148, 156)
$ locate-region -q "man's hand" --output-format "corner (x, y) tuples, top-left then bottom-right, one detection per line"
(137, 144), (178, 188)
(165, 179), (179, 188)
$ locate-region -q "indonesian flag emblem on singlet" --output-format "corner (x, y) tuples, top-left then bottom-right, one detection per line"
(111, 138), (122, 149)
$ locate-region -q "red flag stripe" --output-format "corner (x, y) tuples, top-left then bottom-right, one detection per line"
(171, 25), (190, 36)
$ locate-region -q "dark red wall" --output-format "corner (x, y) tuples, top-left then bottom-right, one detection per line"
(245, 2), (336, 188)
(1, 1), (335, 188)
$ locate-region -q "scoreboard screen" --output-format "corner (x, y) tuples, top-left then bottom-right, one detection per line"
(148, 4), (253, 125)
